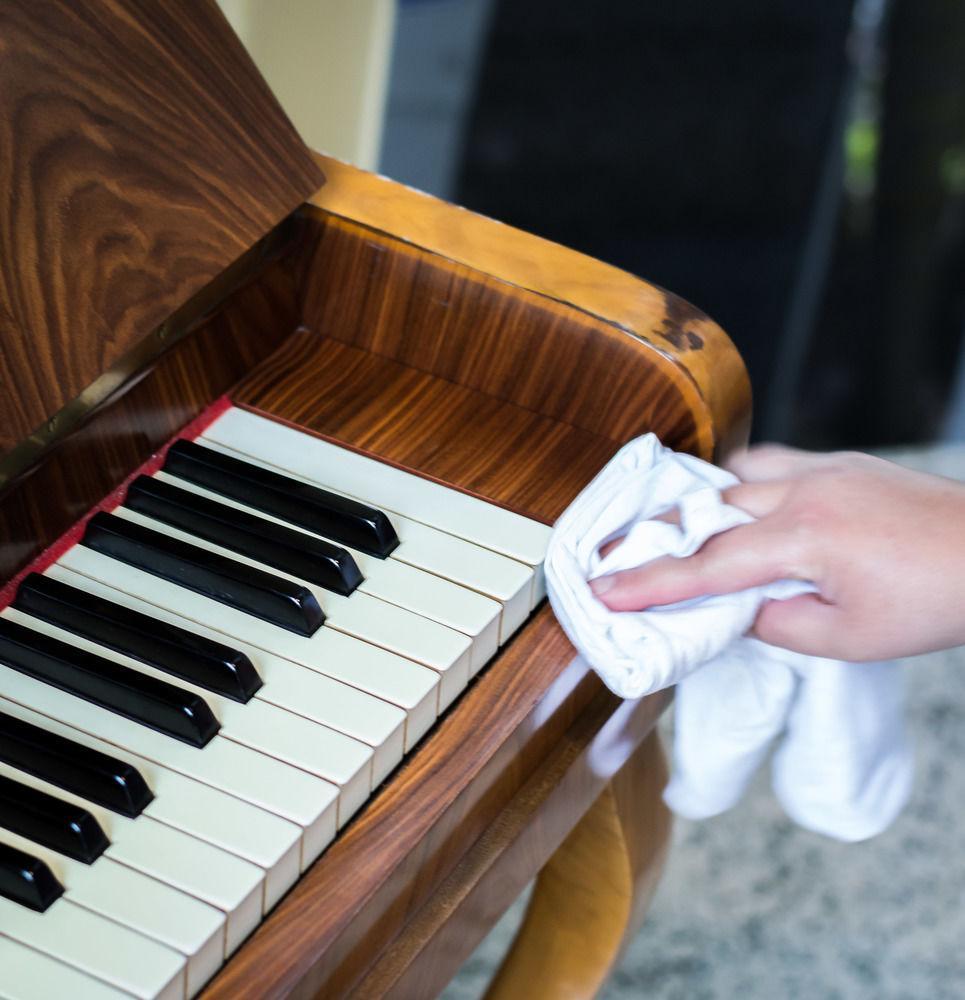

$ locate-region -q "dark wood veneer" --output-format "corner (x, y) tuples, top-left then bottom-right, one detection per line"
(0, 0), (322, 456)
(233, 332), (626, 523)
(293, 211), (704, 453)
(0, 256), (300, 585)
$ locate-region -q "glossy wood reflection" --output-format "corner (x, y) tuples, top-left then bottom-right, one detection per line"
(304, 156), (752, 461)
(234, 332), (622, 523)
(0, 0), (322, 454)
(0, 255), (300, 585)
(294, 211), (706, 457)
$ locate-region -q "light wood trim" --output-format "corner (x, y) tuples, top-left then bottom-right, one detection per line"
(485, 730), (672, 999)
(306, 154), (751, 460)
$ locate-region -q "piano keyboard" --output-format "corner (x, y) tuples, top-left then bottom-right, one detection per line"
(0, 407), (551, 1000)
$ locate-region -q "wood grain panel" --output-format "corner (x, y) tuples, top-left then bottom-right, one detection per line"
(0, 256), (300, 584)
(303, 155), (751, 461)
(0, 0), (323, 456)
(352, 709), (671, 1000)
(294, 211), (712, 458)
(234, 331), (626, 522)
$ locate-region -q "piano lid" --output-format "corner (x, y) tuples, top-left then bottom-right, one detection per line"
(0, 0), (324, 458)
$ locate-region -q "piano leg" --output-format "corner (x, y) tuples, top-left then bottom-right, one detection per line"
(484, 730), (672, 1000)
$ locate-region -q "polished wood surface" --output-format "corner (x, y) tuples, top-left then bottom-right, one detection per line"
(485, 731), (672, 1000)
(290, 210), (703, 459)
(0, 146), (750, 997)
(233, 332), (622, 523)
(349, 704), (672, 1000)
(0, 0), (322, 456)
(304, 155), (751, 461)
(0, 251), (300, 584)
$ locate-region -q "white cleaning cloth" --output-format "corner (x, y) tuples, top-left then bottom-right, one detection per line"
(544, 435), (913, 841)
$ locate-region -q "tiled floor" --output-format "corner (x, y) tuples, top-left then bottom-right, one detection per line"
(445, 445), (965, 999)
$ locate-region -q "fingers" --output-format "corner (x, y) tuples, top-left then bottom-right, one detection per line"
(751, 594), (842, 656)
(590, 520), (799, 611)
(721, 481), (789, 519)
(725, 444), (833, 483)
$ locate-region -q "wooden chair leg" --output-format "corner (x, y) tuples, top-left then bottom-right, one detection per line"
(483, 729), (672, 1000)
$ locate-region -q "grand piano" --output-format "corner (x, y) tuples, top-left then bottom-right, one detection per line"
(0, 2), (750, 997)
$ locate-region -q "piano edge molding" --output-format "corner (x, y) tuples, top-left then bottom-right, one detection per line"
(302, 154), (752, 462)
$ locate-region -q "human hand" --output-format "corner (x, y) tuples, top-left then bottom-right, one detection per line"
(588, 445), (965, 660)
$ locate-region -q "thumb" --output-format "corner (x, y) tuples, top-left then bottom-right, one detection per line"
(752, 594), (843, 657)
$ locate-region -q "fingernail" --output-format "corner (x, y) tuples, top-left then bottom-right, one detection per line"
(589, 575), (615, 596)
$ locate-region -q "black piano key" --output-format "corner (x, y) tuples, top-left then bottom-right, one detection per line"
(0, 842), (64, 912)
(83, 512), (326, 637)
(0, 616), (219, 749)
(0, 772), (109, 864)
(16, 573), (263, 704)
(0, 708), (153, 818)
(164, 439), (400, 558)
(125, 475), (364, 597)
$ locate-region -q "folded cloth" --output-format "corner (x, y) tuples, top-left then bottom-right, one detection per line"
(544, 434), (913, 841)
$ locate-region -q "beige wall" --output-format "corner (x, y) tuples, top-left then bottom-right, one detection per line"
(217, 0), (396, 169)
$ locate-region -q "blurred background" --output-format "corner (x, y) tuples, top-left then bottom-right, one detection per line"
(223, 0), (965, 452)
(219, 1), (965, 996)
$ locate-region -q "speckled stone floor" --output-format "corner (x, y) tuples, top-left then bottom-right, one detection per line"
(444, 445), (965, 1000)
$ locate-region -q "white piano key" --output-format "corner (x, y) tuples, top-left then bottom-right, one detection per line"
(0, 894), (184, 1000)
(323, 592), (468, 705)
(202, 406), (552, 572)
(194, 437), (537, 625)
(0, 936), (133, 1000)
(0, 825), (222, 996)
(0, 694), (301, 910)
(110, 506), (473, 706)
(60, 545), (439, 748)
(6, 607), (373, 827)
(0, 658), (339, 866)
(152, 470), (502, 672)
(47, 564), (406, 786)
(0, 759), (260, 956)
(382, 515), (534, 633)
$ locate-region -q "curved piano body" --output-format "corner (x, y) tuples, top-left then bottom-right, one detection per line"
(0, 4), (749, 997)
